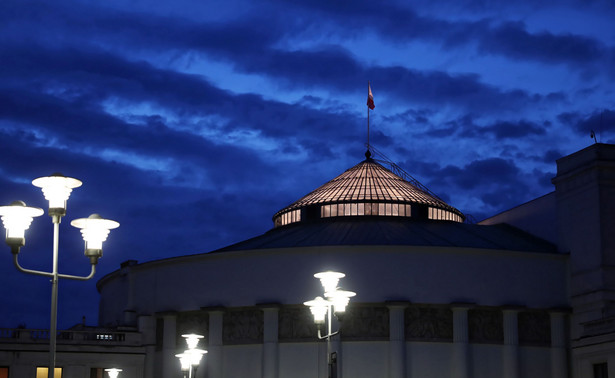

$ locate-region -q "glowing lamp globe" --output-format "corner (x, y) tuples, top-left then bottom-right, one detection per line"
(314, 271), (345, 293)
(303, 296), (330, 324)
(0, 201), (44, 246)
(71, 214), (119, 261)
(32, 174), (82, 213)
(325, 289), (356, 313)
(187, 348), (207, 365)
(176, 352), (191, 371)
(104, 368), (122, 378)
(176, 349), (207, 370)
(182, 333), (204, 349)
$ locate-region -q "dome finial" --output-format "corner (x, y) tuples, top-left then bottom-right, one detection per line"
(365, 149), (372, 159)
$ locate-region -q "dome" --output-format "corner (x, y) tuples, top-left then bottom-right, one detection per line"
(273, 155), (465, 227)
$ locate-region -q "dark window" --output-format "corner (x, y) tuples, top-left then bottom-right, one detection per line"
(594, 363), (608, 378)
(90, 368), (104, 378)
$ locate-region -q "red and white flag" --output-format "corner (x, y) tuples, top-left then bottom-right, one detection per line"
(367, 82), (375, 110)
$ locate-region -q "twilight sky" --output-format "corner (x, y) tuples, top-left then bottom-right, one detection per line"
(1, 0), (614, 329)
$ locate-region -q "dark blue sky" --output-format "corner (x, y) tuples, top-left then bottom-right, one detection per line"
(1, 0), (614, 329)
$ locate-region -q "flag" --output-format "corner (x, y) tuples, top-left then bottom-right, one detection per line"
(367, 83), (375, 110)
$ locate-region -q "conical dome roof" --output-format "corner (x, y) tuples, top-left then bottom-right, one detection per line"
(273, 157), (464, 227)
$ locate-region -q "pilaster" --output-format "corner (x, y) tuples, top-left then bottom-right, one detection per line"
(502, 309), (520, 378)
(206, 308), (225, 378)
(387, 302), (409, 378)
(260, 304), (280, 378)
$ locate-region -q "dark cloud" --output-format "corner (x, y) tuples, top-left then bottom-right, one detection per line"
(449, 158), (521, 190)
(462, 120), (547, 139)
(1, 0), (562, 116)
(575, 110), (615, 135)
(402, 156), (537, 220)
(479, 21), (606, 65)
(266, 0), (613, 73)
(557, 109), (615, 140)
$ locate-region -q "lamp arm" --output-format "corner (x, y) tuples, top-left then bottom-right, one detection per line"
(13, 254), (96, 281)
(57, 264), (96, 281)
(13, 253), (53, 278)
(317, 328), (339, 340)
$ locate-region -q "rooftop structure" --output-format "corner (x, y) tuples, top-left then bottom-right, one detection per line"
(273, 153), (465, 228)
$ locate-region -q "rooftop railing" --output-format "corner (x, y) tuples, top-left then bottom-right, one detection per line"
(0, 328), (141, 346)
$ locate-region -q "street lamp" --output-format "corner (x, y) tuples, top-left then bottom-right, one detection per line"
(304, 271), (355, 378)
(176, 333), (207, 378)
(0, 173), (119, 378)
(104, 368), (122, 378)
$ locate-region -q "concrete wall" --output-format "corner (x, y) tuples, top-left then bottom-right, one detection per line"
(98, 244), (568, 327)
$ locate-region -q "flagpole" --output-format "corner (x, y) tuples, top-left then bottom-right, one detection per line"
(366, 81), (375, 157)
(367, 81), (370, 152)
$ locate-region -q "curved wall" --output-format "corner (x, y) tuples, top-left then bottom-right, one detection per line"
(98, 245), (568, 327)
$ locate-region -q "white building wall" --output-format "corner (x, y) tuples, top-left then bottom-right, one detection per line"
(341, 341), (388, 378)
(278, 343), (321, 378)
(222, 345), (262, 378)
(98, 245), (569, 328)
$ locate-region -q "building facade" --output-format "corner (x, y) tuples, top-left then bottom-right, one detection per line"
(2, 143), (615, 377)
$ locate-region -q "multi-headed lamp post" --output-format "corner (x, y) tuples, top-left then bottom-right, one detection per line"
(304, 271), (355, 378)
(176, 333), (207, 378)
(0, 173), (119, 378)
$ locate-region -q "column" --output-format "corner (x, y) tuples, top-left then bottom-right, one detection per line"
(502, 309), (520, 378)
(161, 312), (178, 378)
(452, 305), (471, 378)
(207, 308), (224, 378)
(387, 302), (408, 378)
(138, 315), (157, 378)
(121, 260), (137, 327)
(261, 305), (280, 378)
(331, 332), (342, 378)
(550, 311), (568, 378)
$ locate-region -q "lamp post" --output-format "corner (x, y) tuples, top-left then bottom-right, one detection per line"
(176, 333), (207, 378)
(105, 368), (122, 378)
(0, 173), (119, 378)
(304, 271), (355, 378)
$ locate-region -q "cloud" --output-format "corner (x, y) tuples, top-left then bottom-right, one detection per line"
(266, 0), (613, 74)
(478, 21), (606, 65)
(558, 109), (615, 139)
(403, 156), (539, 220)
(463, 119), (547, 139)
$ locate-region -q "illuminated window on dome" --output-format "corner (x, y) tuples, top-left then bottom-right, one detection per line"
(274, 209), (302, 227)
(323, 205), (331, 217)
(320, 203), (412, 219)
(428, 207), (463, 223)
